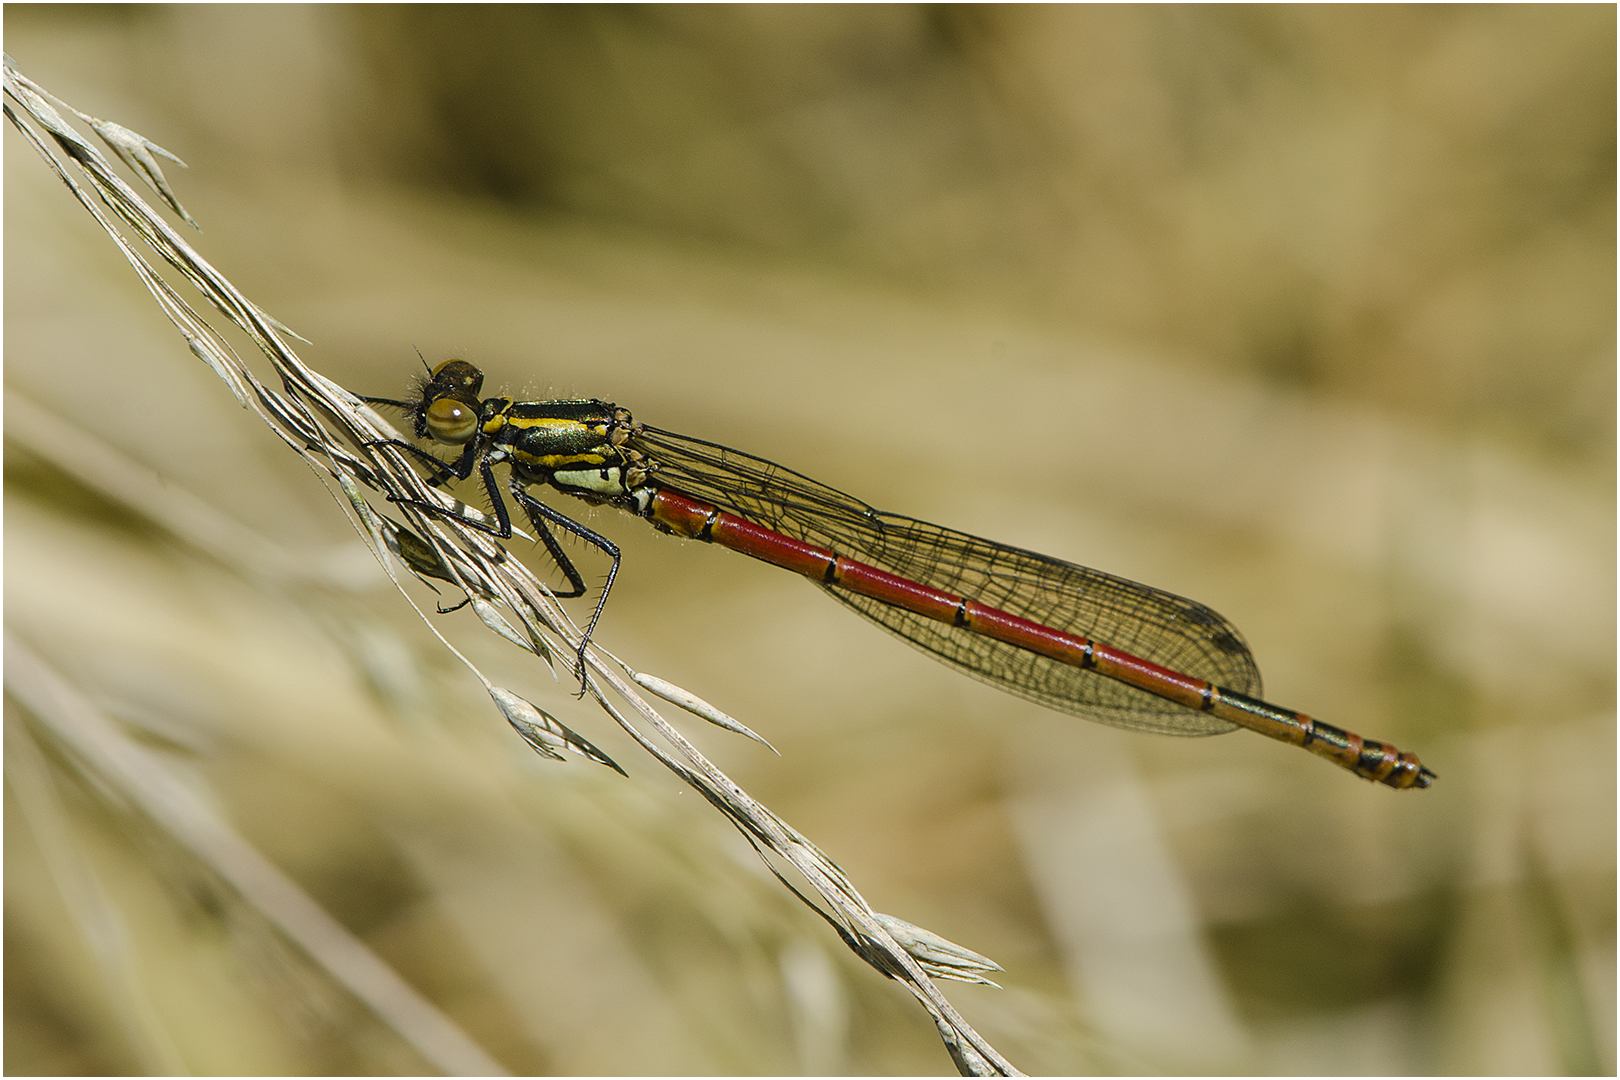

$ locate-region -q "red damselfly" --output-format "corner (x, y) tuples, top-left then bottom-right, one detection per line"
(364, 360), (1434, 789)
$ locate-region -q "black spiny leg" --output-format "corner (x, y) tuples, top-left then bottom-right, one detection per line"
(510, 484), (622, 685)
(368, 437), (477, 488)
(521, 513), (590, 601)
(368, 441), (520, 542)
(362, 406), (620, 687)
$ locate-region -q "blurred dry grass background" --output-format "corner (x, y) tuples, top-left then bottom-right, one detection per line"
(5, 5), (1613, 1075)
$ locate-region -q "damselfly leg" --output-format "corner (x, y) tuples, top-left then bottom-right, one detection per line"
(361, 397), (623, 684)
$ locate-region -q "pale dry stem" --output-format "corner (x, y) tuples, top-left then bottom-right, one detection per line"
(4, 56), (1019, 1076)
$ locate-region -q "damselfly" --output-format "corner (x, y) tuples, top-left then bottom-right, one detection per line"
(364, 360), (1433, 789)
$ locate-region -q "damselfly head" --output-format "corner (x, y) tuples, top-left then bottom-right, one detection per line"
(425, 359), (485, 400)
(419, 360), (486, 444)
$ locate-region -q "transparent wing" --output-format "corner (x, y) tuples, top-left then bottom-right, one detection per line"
(631, 426), (1259, 736)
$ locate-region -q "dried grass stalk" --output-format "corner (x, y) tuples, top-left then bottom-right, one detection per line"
(4, 56), (1018, 1076)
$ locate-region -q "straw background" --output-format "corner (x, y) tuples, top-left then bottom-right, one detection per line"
(6, 6), (1613, 1075)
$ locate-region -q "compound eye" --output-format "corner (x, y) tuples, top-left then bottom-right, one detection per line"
(425, 398), (478, 444)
